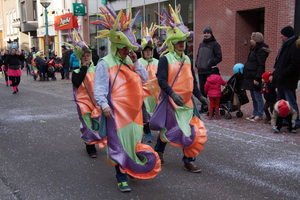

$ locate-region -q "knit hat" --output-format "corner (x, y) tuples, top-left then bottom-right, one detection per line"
(211, 66), (220, 75)
(251, 32), (264, 43)
(203, 26), (212, 34)
(278, 100), (290, 117)
(261, 71), (272, 83)
(281, 26), (294, 38)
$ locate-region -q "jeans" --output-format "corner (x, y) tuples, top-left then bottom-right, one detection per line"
(115, 165), (127, 183)
(277, 88), (299, 120)
(249, 90), (264, 117)
(154, 135), (195, 164)
(63, 68), (69, 79)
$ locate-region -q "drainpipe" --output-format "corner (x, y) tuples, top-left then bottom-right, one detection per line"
(295, 0), (300, 35)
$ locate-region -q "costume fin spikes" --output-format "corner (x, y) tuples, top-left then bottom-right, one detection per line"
(113, 9), (123, 31)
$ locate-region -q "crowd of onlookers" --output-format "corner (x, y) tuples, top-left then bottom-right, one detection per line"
(0, 45), (107, 83)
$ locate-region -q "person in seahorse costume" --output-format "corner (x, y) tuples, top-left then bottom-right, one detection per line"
(69, 29), (107, 159)
(92, 5), (161, 193)
(152, 4), (208, 173)
(138, 23), (160, 143)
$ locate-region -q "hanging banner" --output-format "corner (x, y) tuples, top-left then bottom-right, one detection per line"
(54, 13), (79, 30)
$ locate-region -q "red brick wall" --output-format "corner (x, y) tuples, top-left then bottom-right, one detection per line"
(194, 0), (296, 77)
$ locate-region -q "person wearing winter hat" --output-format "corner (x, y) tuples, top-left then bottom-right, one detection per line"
(271, 100), (297, 133)
(195, 25), (222, 113)
(261, 71), (277, 123)
(272, 26), (300, 126)
(251, 32), (264, 43)
(242, 32), (271, 122)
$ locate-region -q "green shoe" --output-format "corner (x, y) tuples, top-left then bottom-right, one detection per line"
(117, 181), (131, 192)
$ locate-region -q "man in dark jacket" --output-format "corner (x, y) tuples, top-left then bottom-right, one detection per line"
(61, 45), (73, 80)
(272, 26), (300, 124)
(195, 26), (222, 112)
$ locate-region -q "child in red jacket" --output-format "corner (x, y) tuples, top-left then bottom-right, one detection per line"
(204, 67), (227, 119)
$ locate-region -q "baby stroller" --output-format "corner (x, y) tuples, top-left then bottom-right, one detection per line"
(220, 72), (249, 119)
(45, 59), (57, 81)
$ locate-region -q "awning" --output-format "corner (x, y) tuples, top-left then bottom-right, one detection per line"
(4, 36), (19, 42)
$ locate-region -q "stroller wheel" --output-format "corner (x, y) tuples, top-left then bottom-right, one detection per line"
(220, 110), (225, 116)
(225, 113), (232, 119)
(236, 111), (243, 118)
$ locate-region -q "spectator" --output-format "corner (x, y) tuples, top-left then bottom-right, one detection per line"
(153, 36), (161, 59)
(91, 48), (99, 66)
(261, 71), (277, 124)
(242, 32), (271, 122)
(69, 51), (80, 71)
(61, 45), (73, 80)
(271, 100), (297, 133)
(195, 26), (222, 113)
(25, 52), (33, 76)
(135, 38), (142, 59)
(272, 26), (300, 125)
(204, 67), (227, 119)
(1, 50), (10, 86)
(99, 46), (107, 58)
(34, 52), (47, 81)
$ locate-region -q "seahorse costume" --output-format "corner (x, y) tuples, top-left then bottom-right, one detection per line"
(92, 6), (161, 179)
(151, 4), (207, 157)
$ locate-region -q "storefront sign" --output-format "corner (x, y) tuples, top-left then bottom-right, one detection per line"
(37, 26), (56, 37)
(73, 3), (86, 16)
(54, 13), (79, 30)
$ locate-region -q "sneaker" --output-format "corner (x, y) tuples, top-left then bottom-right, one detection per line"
(250, 116), (263, 122)
(246, 115), (255, 120)
(157, 152), (165, 166)
(145, 133), (152, 143)
(117, 181), (131, 192)
(12, 91), (17, 94)
(183, 162), (202, 173)
(86, 144), (97, 158)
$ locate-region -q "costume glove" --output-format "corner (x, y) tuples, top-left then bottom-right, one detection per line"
(170, 92), (184, 106)
(198, 95), (209, 106)
(272, 125), (279, 133)
(291, 120), (296, 129)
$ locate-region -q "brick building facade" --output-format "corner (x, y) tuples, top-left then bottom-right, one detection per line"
(194, 0), (297, 77)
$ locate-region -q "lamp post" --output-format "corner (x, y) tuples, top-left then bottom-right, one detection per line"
(40, 0), (51, 60)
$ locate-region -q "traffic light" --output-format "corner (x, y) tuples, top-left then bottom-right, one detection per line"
(102, 0), (107, 5)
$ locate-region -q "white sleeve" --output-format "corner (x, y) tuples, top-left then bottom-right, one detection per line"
(133, 60), (148, 83)
(94, 60), (110, 110)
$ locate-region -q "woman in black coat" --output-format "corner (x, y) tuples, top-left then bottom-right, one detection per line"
(242, 32), (271, 121)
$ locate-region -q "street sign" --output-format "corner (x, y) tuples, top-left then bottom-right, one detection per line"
(73, 3), (86, 16)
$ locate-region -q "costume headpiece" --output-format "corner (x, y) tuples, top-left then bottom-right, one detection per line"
(141, 22), (157, 50)
(155, 4), (193, 56)
(91, 5), (142, 55)
(64, 29), (91, 63)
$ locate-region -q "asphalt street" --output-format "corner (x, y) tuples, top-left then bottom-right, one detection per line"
(0, 73), (300, 200)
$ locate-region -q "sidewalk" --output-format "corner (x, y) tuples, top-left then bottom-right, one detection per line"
(4, 71), (300, 145)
